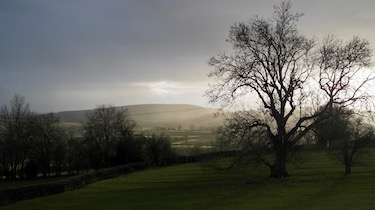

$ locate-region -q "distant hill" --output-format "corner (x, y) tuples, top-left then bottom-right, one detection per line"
(55, 104), (225, 129)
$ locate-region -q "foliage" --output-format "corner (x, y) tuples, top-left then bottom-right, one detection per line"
(114, 134), (144, 165)
(142, 134), (176, 166)
(23, 160), (38, 179)
(206, 1), (373, 178)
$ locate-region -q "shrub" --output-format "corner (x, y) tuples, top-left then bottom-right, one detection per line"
(0, 162), (148, 206)
(114, 135), (144, 165)
(142, 134), (176, 166)
(24, 160), (38, 178)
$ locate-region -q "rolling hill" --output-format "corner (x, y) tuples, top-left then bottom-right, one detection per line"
(55, 104), (225, 129)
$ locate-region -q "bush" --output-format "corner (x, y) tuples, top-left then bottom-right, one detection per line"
(24, 160), (38, 178)
(114, 135), (144, 165)
(0, 162), (148, 206)
(142, 134), (176, 166)
(86, 143), (104, 170)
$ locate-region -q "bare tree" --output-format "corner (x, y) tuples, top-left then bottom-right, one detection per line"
(0, 94), (34, 179)
(315, 108), (375, 175)
(142, 134), (176, 166)
(67, 136), (87, 175)
(84, 104), (136, 169)
(31, 113), (63, 177)
(207, 1), (373, 178)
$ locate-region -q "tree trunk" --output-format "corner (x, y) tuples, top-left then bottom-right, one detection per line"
(270, 146), (289, 178)
(345, 162), (352, 175)
(344, 152), (352, 175)
(345, 165), (351, 175)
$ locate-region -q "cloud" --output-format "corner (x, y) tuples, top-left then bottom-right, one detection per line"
(132, 81), (206, 97)
(1, 0), (374, 112)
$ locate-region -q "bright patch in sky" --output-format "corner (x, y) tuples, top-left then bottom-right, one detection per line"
(1, 0), (375, 112)
(151, 81), (203, 96)
(133, 81), (206, 97)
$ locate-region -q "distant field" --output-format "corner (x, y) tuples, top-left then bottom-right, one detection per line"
(59, 104), (223, 151)
(56, 104), (226, 129)
(138, 129), (217, 155)
(61, 122), (216, 143)
(62, 121), (219, 155)
(4, 150), (375, 209)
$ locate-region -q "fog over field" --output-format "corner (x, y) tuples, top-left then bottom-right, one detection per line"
(55, 104), (225, 128)
(1, 0), (375, 112)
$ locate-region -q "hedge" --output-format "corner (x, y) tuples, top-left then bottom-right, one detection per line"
(0, 162), (148, 206)
(0, 152), (232, 206)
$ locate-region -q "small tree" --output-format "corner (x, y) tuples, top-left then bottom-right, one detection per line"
(52, 137), (66, 176)
(84, 104), (136, 169)
(215, 111), (272, 170)
(31, 113), (63, 177)
(315, 108), (375, 174)
(143, 134), (176, 166)
(67, 136), (87, 175)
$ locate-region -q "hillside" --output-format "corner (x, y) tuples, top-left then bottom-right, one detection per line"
(55, 104), (225, 129)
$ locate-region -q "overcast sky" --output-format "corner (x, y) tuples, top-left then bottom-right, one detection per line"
(1, 0), (375, 112)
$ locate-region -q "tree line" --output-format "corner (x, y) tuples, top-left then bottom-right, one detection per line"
(0, 94), (175, 180)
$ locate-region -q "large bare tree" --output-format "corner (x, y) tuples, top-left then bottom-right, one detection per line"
(207, 1), (373, 178)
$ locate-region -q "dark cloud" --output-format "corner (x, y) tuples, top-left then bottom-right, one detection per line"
(0, 0), (374, 112)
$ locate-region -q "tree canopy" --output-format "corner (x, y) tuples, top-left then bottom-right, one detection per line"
(84, 104), (136, 169)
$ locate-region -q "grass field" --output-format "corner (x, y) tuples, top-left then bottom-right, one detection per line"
(3, 150), (375, 209)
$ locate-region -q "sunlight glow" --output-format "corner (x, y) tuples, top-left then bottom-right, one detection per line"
(133, 81), (206, 97)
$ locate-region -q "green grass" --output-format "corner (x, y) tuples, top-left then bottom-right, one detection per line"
(4, 151), (375, 209)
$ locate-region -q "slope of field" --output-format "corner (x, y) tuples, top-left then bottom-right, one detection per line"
(55, 104), (225, 129)
(4, 151), (375, 210)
